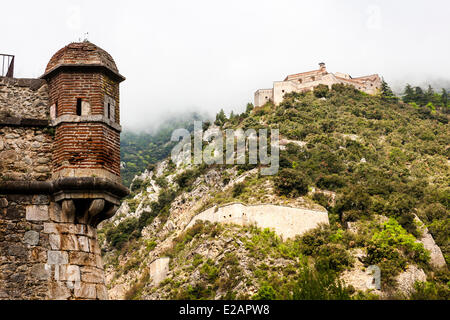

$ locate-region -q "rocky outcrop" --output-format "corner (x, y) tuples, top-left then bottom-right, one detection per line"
(419, 231), (446, 268)
(347, 215), (446, 269)
(104, 162), (330, 299)
(149, 257), (170, 286)
(340, 249), (383, 295)
(340, 249), (428, 297)
(395, 265), (427, 296)
(414, 216), (446, 268)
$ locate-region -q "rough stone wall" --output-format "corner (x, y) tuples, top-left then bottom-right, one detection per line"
(0, 126), (53, 181)
(0, 195), (51, 299)
(186, 203), (329, 239)
(271, 73), (381, 105)
(257, 69), (382, 106)
(284, 69), (325, 82)
(254, 89), (273, 107)
(0, 77), (49, 119)
(1, 40), (126, 300)
(272, 74), (336, 105)
(0, 195), (107, 299)
(1, 76), (116, 299)
(414, 215), (446, 268)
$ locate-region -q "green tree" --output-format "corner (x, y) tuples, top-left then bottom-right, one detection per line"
(425, 85), (434, 104)
(215, 108), (227, 126)
(245, 102), (254, 114)
(370, 218), (429, 264)
(274, 168), (309, 197)
(380, 78), (397, 102)
(441, 89), (448, 107)
(314, 84), (330, 98)
(253, 285), (277, 300)
(414, 86), (425, 105)
(290, 266), (351, 300)
(403, 84), (415, 103)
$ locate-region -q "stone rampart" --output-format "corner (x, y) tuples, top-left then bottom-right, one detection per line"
(186, 203), (329, 239)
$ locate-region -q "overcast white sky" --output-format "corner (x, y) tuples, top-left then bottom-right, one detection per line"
(2, 0), (449, 130)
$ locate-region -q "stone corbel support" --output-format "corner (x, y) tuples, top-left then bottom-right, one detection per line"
(0, 177), (127, 227)
(59, 198), (119, 227)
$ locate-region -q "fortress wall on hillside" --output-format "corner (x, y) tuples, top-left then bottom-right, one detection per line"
(186, 203), (329, 239)
(254, 89), (273, 107)
(255, 63), (382, 107)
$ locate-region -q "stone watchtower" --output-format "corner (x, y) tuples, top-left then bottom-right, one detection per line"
(0, 41), (128, 299)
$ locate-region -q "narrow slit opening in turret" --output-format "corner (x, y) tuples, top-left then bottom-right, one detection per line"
(76, 98), (82, 116)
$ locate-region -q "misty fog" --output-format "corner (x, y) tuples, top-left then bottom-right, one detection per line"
(2, 0), (449, 132)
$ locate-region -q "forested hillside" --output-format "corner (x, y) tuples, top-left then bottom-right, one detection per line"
(102, 82), (449, 300)
(120, 112), (210, 186)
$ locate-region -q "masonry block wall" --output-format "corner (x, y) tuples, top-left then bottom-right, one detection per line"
(0, 195), (107, 299)
(0, 41), (128, 300)
(0, 80), (53, 182)
(0, 77), (49, 119)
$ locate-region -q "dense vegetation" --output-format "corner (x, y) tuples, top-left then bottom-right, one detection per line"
(105, 81), (449, 299)
(402, 84), (449, 110)
(168, 222), (357, 300)
(212, 83), (448, 295)
(123, 221), (357, 300)
(252, 84), (449, 262)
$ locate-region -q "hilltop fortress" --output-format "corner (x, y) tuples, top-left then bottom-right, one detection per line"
(254, 63), (382, 107)
(0, 42), (128, 299)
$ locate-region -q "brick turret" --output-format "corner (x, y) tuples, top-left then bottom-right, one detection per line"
(41, 41), (125, 182)
(0, 41), (128, 300)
